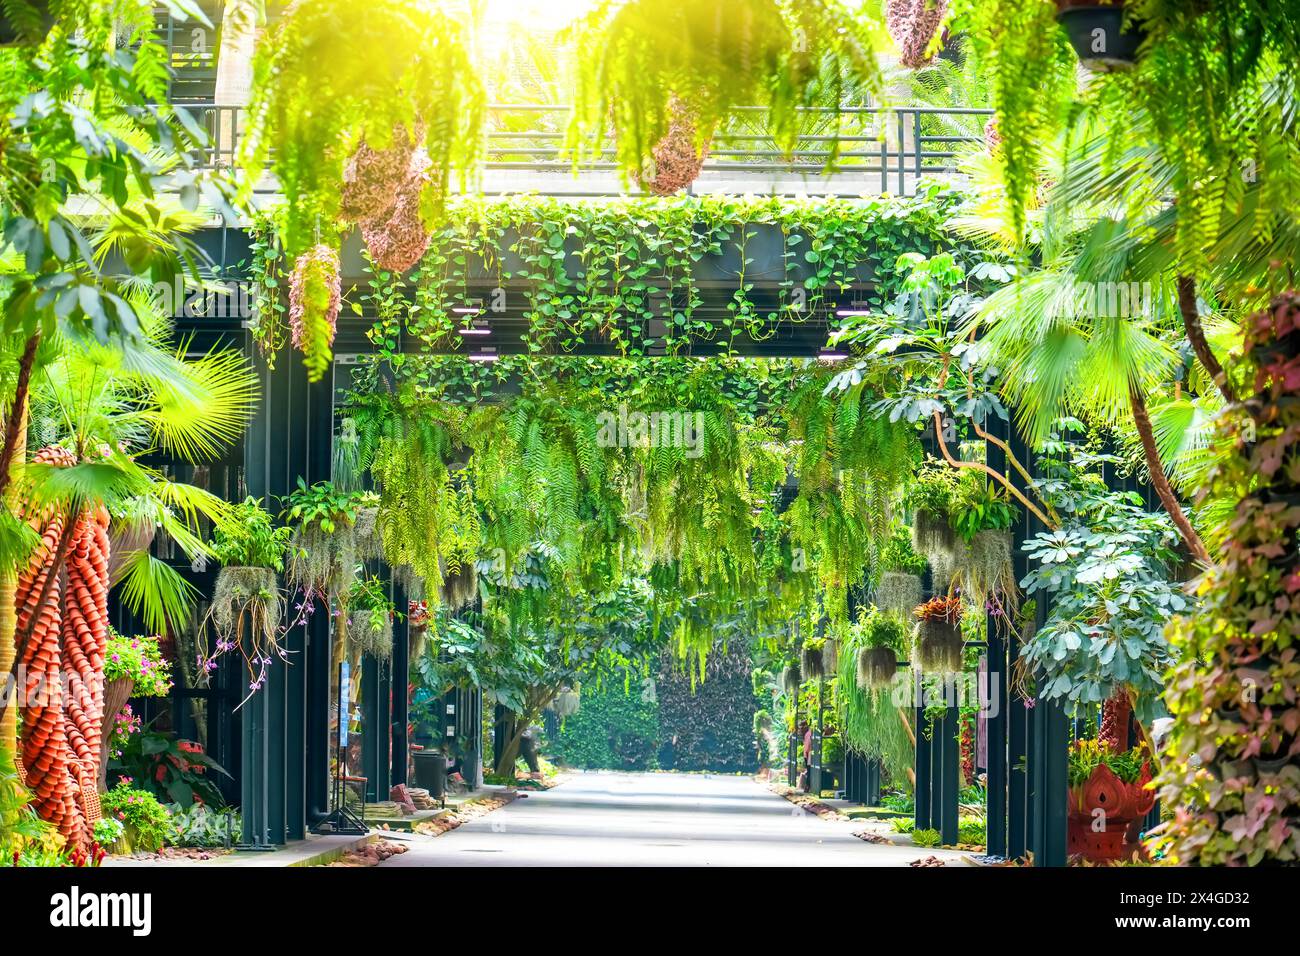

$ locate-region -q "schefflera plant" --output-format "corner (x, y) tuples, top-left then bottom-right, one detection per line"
(1152, 292), (1300, 866)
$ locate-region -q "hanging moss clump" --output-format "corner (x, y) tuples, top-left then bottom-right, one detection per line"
(912, 508), (958, 560)
(782, 661), (803, 694)
(208, 566), (282, 665)
(956, 529), (1016, 608)
(858, 645), (899, 690)
(801, 644), (825, 680)
(915, 619), (963, 673)
(348, 608), (393, 661)
(876, 571), (923, 616)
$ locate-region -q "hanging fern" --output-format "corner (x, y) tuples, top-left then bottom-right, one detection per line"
(241, 0), (484, 258)
(568, 0), (882, 185)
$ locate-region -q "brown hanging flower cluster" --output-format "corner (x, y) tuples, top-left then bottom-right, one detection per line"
(360, 148), (437, 273)
(289, 244), (341, 382)
(886, 0), (948, 69)
(635, 97), (709, 196)
(338, 124), (423, 223)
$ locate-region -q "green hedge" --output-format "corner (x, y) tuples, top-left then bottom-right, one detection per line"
(656, 642), (759, 773)
(548, 642), (761, 773)
(549, 677), (661, 770)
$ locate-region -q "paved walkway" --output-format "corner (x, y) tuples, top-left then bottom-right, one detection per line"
(379, 771), (966, 867)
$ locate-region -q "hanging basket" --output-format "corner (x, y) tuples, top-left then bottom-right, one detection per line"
(781, 661), (802, 694)
(348, 609), (394, 661)
(822, 639), (838, 674)
(352, 506), (384, 561)
(554, 688), (581, 719)
(956, 529), (1015, 605)
(287, 520), (358, 595)
(1055, 3), (1146, 72)
(98, 677), (135, 791)
(210, 566), (281, 649)
(801, 644), (825, 681)
(915, 619), (963, 673)
(857, 646), (899, 690)
(876, 572), (923, 617)
(634, 96), (709, 195)
(911, 508), (958, 560)
(360, 150), (436, 274)
(339, 123), (423, 223)
(439, 560), (478, 612)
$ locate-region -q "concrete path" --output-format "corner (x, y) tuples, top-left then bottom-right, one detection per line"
(378, 771), (967, 867)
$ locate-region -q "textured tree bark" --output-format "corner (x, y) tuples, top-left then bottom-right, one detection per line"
(1177, 275), (1235, 404)
(1129, 382), (1211, 565)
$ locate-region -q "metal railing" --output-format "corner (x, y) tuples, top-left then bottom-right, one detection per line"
(183, 103), (992, 196)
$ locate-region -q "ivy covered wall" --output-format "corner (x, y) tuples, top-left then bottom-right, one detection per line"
(549, 642), (761, 774)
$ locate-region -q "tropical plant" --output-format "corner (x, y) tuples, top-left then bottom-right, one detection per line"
(1018, 448), (1185, 725)
(201, 498), (292, 698)
(240, 0), (484, 259)
(103, 632), (172, 699)
(109, 726), (229, 809)
(166, 802), (239, 848)
(100, 781), (171, 853)
(346, 574), (397, 661)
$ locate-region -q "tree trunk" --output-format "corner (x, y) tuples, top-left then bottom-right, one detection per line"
(1129, 382), (1211, 565)
(1177, 275), (1235, 404)
(493, 714), (525, 779)
(0, 401), (27, 764)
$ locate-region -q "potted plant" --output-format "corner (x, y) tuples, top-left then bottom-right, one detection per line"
(1054, 1), (1146, 72)
(100, 781), (172, 855)
(801, 643), (825, 681)
(346, 574), (399, 661)
(201, 498), (293, 702)
(1066, 739), (1155, 863)
(283, 478), (376, 595)
(855, 609), (907, 690)
(913, 594), (963, 673)
(950, 477), (1018, 605)
(908, 467), (961, 561)
(99, 632), (172, 790)
(876, 529), (927, 616)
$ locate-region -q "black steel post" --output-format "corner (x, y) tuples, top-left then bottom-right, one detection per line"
(390, 578), (409, 787)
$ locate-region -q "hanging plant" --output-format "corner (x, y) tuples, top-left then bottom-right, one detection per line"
(346, 575), (397, 661)
(288, 244), (340, 383)
(241, 0), (484, 259)
(569, 0), (881, 184)
(913, 593), (963, 673)
(910, 508), (958, 560)
(359, 150), (437, 274)
(822, 638), (838, 674)
(781, 660), (803, 694)
(338, 123), (423, 224)
(283, 479), (376, 596)
(1054, 1), (1146, 73)
(554, 687), (581, 719)
(953, 529), (1016, 609)
(852, 607), (907, 689)
(876, 571), (923, 617)
(886, 0), (949, 69)
(858, 645), (899, 690)
(801, 644), (825, 681)
(914, 619), (963, 673)
(634, 95), (709, 195)
(200, 498), (293, 702)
